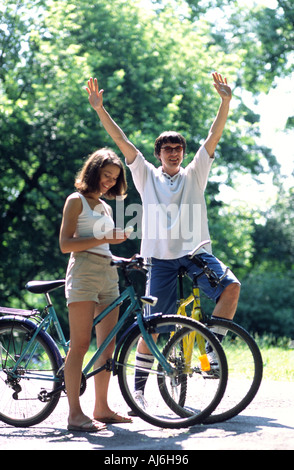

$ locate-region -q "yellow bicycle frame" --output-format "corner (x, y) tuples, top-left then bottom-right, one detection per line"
(176, 284), (211, 372)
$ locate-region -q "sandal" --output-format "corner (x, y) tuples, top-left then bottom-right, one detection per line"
(67, 419), (107, 433)
(97, 412), (133, 424)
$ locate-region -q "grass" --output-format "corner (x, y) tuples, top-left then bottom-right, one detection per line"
(82, 335), (294, 382)
(256, 336), (294, 382)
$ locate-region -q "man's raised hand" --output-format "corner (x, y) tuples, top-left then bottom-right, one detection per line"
(212, 72), (232, 100)
(86, 77), (104, 110)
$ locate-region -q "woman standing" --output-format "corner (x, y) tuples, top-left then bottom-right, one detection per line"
(59, 148), (132, 432)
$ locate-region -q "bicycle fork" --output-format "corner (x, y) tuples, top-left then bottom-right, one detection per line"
(136, 314), (175, 377)
(176, 287), (211, 373)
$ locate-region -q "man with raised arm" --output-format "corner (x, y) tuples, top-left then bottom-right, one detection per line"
(86, 73), (240, 409)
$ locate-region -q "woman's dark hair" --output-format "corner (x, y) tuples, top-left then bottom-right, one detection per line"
(154, 131), (186, 160)
(75, 148), (127, 199)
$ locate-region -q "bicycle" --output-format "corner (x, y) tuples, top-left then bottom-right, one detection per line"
(161, 240), (263, 424)
(0, 256), (228, 429)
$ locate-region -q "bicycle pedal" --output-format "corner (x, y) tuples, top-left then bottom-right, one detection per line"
(203, 367), (220, 379)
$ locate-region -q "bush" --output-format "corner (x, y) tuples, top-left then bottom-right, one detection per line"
(234, 269), (294, 339)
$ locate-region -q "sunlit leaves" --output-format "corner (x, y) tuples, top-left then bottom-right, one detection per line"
(0, 0), (290, 336)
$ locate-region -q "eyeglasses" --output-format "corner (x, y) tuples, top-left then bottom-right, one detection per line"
(161, 145), (183, 154)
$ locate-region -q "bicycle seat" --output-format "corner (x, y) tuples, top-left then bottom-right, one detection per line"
(141, 295), (158, 306)
(25, 280), (65, 294)
(187, 239), (210, 259)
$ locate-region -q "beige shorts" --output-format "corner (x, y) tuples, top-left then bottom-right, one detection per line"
(65, 251), (119, 306)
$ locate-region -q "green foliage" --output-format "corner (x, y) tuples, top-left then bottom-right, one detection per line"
(251, 187), (294, 271)
(208, 202), (255, 276)
(201, 0), (294, 91)
(235, 269), (294, 339)
(0, 0), (292, 337)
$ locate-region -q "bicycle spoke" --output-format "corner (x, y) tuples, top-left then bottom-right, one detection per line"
(203, 319), (263, 423)
(0, 320), (62, 427)
(117, 316), (227, 428)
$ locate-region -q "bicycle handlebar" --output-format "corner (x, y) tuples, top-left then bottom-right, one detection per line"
(110, 254), (149, 272)
(187, 240), (230, 288)
(21, 256), (147, 296)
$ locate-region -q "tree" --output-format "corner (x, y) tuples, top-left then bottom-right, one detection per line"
(0, 0), (284, 334)
(184, 0), (294, 90)
(251, 186), (294, 271)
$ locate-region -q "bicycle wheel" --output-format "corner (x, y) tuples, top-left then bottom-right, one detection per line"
(0, 319), (62, 427)
(203, 318), (263, 424)
(117, 315), (228, 428)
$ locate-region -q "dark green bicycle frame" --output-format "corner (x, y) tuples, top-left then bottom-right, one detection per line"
(5, 283), (173, 384)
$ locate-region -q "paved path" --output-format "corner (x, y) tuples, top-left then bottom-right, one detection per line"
(0, 379), (293, 451)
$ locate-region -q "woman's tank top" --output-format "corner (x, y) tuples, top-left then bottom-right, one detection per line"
(75, 193), (114, 257)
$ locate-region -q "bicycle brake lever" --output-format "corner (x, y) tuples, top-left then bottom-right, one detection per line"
(207, 266), (229, 287)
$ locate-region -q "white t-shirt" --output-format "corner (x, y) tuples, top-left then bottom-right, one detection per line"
(75, 193), (114, 257)
(127, 145), (213, 259)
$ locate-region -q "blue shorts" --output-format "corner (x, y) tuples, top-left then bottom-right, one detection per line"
(145, 253), (240, 316)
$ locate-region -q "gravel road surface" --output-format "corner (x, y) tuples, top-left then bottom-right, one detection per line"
(0, 378), (293, 452)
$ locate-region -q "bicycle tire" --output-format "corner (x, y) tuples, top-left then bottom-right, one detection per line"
(203, 318), (263, 423)
(0, 318), (63, 427)
(117, 315), (228, 428)
(158, 321), (228, 421)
